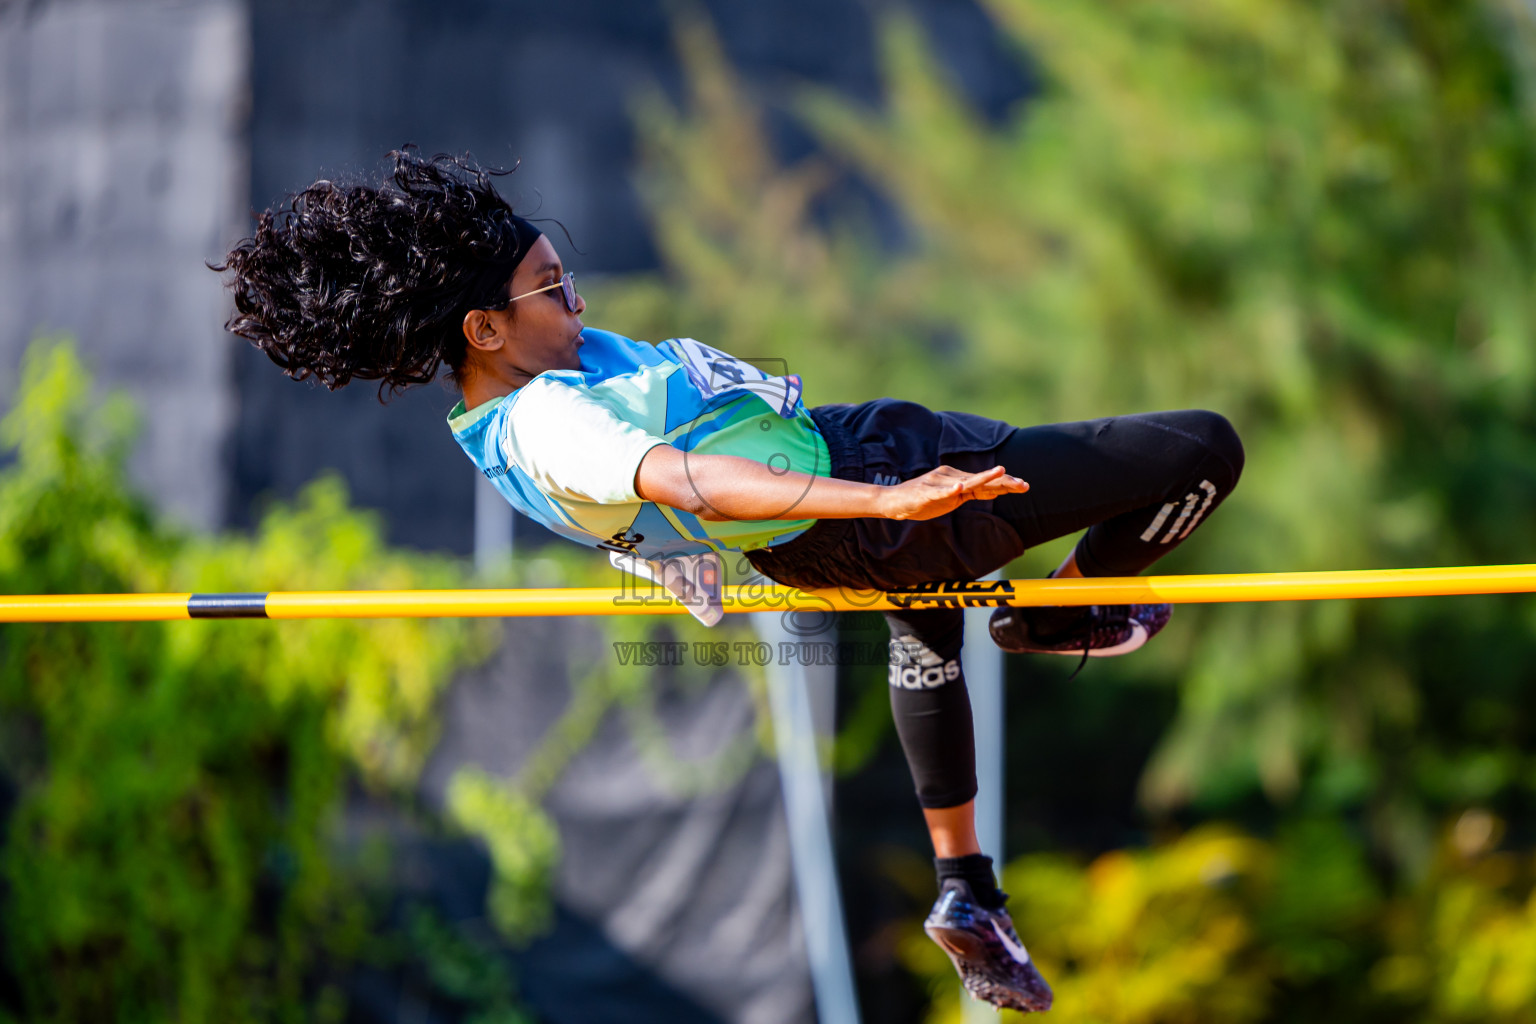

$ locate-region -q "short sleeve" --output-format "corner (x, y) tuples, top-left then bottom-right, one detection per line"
(501, 377), (670, 504)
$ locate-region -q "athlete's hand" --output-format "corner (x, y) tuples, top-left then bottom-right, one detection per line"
(876, 465), (1028, 521)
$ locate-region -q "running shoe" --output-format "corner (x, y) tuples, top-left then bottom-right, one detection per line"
(989, 602), (1172, 658)
(924, 878), (1054, 1013)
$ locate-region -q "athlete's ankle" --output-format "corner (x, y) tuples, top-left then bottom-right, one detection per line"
(1050, 544), (1089, 579)
(1036, 554), (1094, 636)
(935, 853), (1007, 910)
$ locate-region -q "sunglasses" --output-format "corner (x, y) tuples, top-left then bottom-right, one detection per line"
(504, 271), (579, 313)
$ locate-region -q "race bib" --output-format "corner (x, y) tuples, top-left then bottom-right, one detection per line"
(664, 338), (804, 419)
(609, 549), (724, 628)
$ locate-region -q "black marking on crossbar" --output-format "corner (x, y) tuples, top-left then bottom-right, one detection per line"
(885, 579), (1018, 610)
(187, 593), (269, 618)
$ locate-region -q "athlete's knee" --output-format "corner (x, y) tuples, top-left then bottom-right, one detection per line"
(1188, 409), (1244, 488)
(1155, 408), (1243, 491)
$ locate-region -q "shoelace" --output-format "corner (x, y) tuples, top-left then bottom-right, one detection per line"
(971, 887), (1012, 914)
(1065, 606), (1102, 681)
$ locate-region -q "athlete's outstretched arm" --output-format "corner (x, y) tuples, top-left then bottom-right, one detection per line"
(634, 444), (1027, 523)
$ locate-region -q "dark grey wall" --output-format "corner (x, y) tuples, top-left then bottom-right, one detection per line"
(231, 0), (1027, 551)
(0, 0), (248, 529)
(418, 615), (810, 1024)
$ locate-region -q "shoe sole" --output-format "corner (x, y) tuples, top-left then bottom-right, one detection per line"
(995, 619), (1150, 658)
(924, 924), (1054, 1013)
(926, 923), (986, 958)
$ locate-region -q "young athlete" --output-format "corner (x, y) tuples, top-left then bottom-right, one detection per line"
(217, 150), (1244, 1014)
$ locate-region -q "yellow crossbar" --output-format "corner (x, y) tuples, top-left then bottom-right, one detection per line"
(0, 564), (1533, 623)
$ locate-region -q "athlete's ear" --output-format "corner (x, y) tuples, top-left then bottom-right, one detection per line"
(461, 309), (505, 354)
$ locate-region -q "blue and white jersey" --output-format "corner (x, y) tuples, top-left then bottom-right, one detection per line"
(447, 328), (830, 562)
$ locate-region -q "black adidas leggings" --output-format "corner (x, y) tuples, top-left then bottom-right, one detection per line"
(887, 409), (1245, 808)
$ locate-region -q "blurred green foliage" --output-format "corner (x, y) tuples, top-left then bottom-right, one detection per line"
(447, 769), (562, 945)
(594, 0), (1536, 1018)
(0, 339), (778, 1022)
(404, 906), (533, 1024)
(0, 340), (519, 1022)
(898, 816), (1536, 1023)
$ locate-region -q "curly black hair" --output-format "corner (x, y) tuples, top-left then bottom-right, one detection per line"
(214, 147), (534, 395)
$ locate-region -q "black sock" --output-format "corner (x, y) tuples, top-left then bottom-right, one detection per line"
(935, 853), (1006, 909)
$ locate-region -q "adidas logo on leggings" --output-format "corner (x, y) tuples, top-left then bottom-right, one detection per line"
(888, 635), (961, 689)
(1140, 479), (1218, 544)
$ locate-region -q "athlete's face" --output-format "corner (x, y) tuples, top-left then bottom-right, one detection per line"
(460, 234), (586, 394)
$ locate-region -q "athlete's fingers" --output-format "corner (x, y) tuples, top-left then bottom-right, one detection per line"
(961, 467), (1025, 494)
(970, 469), (1019, 491)
(968, 466), (1007, 482)
(972, 479), (1028, 499)
(906, 465), (1025, 518)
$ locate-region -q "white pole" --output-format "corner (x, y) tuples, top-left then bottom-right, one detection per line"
(755, 611), (862, 1024)
(962, 571), (1006, 1022)
(473, 473), (514, 574)
(802, 613), (839, 811)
